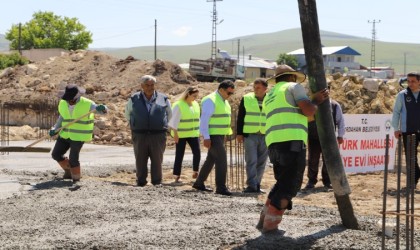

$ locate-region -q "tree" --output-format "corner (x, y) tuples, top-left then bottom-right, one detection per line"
(276, 53), (298, 69)
(6, 11), (92, 51)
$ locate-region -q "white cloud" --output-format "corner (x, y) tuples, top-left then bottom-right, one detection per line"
(172, 26), (192, 37)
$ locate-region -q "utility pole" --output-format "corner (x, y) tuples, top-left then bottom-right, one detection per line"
(207, 0), (222, 60)
(18, 23), (22, 55)
(154, 19), (157, 60)
(368, 19), (380, 77)
(298, 0), (359, 229)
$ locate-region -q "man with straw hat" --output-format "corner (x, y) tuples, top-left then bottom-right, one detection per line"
(50, 84), (108, 183)
(257, 65), (329, 233)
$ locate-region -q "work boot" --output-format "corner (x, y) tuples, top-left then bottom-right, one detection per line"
(262, 204), (285, 233)
(70, 166), (81, 183)
(256, 199), (271, 231)
(57, 158), (72, 179)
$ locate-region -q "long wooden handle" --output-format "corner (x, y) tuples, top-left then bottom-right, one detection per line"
(25, 109), (97, 148)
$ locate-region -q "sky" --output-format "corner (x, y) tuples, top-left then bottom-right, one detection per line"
(1, 0), (419, 48)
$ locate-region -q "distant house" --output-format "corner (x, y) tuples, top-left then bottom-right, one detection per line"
(287, 46), (361, 73)
(225, 53), (277, 79)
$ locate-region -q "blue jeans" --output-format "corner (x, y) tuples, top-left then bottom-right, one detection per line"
(244, 134), (268, 189)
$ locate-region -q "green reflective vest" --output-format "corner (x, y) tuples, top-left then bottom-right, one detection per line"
(202, 92), (232, 135)
(58, 97), (94, 142)
(243, 92), (266, 134)
(263, 82), (307, 147)
(171, 100), (200, 138)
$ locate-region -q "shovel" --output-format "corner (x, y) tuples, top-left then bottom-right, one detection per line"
(0, 109), (96, 153)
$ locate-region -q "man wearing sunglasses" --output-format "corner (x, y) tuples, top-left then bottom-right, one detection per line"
(193, 80), (235, 196)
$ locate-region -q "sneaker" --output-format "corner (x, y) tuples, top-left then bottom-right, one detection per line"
(305, 182), (315, 189)
(174, 175), (181, 183)
(324, 183), (332, 189)
(243, 186), (259, 193)
(192, 184), (213, 192)
(136, 181), (147, 187)
(215, 188), (232, 196)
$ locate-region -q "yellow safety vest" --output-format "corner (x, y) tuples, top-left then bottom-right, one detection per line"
(243, 92), (266, 134)
(58, 97), (94, 142)
(263, 82), (307, 147)
(202, 92), (232, 135)
(171, 100), (200, 138)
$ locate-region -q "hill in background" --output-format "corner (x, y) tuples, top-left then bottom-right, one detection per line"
(103, 28), (420, 75)
(1, 28), (419, 74)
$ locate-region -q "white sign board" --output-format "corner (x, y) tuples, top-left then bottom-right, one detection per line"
(339, 114), (395, 173)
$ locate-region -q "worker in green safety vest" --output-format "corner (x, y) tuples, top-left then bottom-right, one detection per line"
(50, 84), (107, 183)
(256, 65), (329, 233)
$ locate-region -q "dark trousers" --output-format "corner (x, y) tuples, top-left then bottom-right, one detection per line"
(132, 132), (166, 185)
(195, 135), (227, 191)
(402, 132), (420, 186)
(267, 141), (306, 210)
(173, 137), (201, 176)
(51, 136), (84, 167)
(307, 138), (331, 186)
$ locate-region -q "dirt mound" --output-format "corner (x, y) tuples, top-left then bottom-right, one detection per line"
(0, 50), (403, 144)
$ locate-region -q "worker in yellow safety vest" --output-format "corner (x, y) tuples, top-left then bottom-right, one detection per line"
(236, 78), (268, 193)
(192, 80), (235, 196)
(50, 84), (107, 183)
(256, 65), (329, 233)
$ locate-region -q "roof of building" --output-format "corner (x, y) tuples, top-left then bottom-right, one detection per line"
(221, 50), (277, 69)
(288, 46), (361, 56)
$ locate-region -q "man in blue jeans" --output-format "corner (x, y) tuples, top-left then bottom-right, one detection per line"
(236, 78), (268, 193)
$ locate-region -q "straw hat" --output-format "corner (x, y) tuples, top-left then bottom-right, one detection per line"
(268, 64), (306, 84)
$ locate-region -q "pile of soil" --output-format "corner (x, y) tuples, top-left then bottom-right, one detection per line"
(0, 50), (404, 146)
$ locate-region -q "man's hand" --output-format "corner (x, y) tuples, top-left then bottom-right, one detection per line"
(203, 139), (211, 149)
(173, 134), (179, 144)
(394, 130), (402, 139)
(49, 129), (57, 137)
(337, 137), (344, 144)
(311, 88), (329, 105)
(236, 135), (244, 143)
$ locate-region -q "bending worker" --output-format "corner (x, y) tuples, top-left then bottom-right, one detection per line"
(50, 84), (107, 183)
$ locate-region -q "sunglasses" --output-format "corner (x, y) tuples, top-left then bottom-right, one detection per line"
(227, 92), (234, 96)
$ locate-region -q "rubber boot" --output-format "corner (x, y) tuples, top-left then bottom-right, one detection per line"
(256, 199), (271, 231)
(262, 204), (285, 233)
(58, 158), (72, 179)
(70, 166), (81, 183)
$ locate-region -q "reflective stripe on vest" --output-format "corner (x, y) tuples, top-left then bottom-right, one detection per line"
(58, 97), (94, 142)
(201, 92), (232, 135)
(263, 82), (307, 147)
(171, 100), (200, 138)
(243, 92), (266, 134)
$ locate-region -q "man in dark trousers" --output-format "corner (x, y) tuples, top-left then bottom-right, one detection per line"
(192, 80), (235, 196)
(125, 75), (172, 187)
(392, 71), (420, 188)
(50, 84), (107, 183)
(305, 92), (345, 189)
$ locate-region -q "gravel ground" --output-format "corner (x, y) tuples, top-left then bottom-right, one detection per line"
(0, 164), (418, 250)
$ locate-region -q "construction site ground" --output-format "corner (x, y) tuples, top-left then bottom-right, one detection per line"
(0, 140), (419, 249)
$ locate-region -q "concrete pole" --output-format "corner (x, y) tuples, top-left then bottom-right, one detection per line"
(297, 0), (359, 229)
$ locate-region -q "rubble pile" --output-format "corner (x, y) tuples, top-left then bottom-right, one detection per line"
(0, 50), (402, 145)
